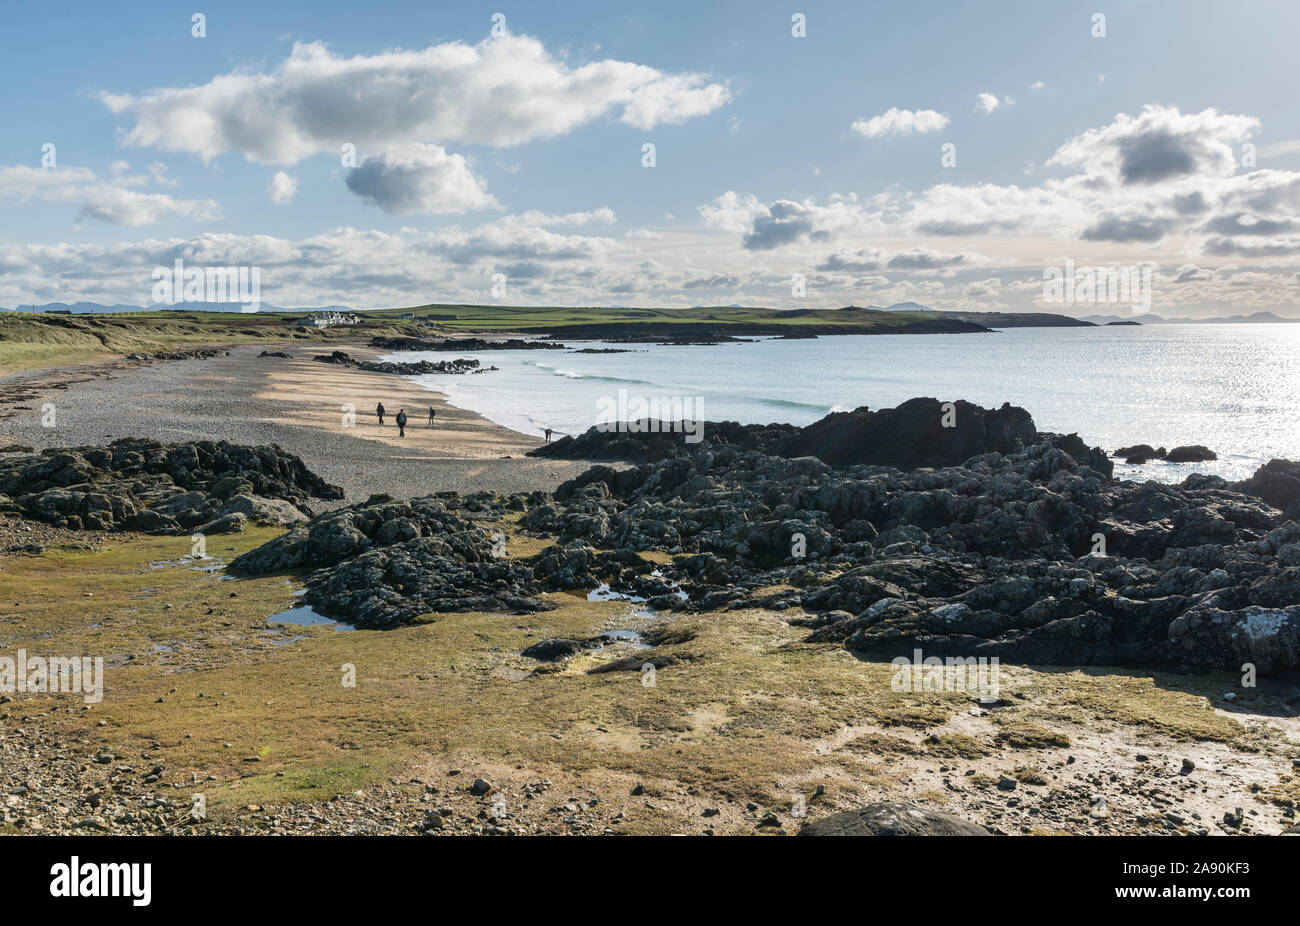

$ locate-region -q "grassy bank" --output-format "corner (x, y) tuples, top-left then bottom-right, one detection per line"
(0, 312), (413, 375)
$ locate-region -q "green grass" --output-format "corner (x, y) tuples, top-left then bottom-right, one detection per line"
(359, 302), (950, 332)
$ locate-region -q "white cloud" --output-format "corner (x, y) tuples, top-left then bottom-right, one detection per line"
(0, 164), (218, 226)
(1030, 80), (1046, 90)
(148, 162), (178, 187)
(268, 171), (298, 205)
(1259, 139), (1300, 158)
(102, 35), (730, 164)
(851, 107), (948, 139)
(976, 92), (1000, 114)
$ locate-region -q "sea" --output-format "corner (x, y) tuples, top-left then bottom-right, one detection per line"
(387, 323), (1300, 483)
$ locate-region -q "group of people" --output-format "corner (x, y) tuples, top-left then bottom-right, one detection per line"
(375, 402), (435, 438)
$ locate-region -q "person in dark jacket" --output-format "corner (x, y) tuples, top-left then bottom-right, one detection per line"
(395, 408), (407, 437)
(376, 402), (386, 426)
(428, 406), (436, 427)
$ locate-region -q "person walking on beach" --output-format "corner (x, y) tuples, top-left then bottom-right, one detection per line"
(544, 427), (553, 444)
(428, 406), (436, 427)
(395, 408), (407, 438)
(376, 402), (386, 426)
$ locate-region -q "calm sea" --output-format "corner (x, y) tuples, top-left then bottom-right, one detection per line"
(389, 323), (1300, 482)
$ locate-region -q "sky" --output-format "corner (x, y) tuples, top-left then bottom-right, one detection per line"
(2, 0), (1300, 316)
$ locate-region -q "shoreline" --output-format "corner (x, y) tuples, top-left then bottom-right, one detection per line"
(0, 340), (592, 501)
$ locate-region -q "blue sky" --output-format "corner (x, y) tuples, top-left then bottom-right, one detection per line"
(3, 0), (1300, 315)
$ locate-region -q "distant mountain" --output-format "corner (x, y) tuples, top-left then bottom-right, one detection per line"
(1077, 310), (1300, 325)
(868, 301), (933, 312)
(4, 301), (365, 315)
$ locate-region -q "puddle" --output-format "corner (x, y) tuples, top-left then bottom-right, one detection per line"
(587, 584), (646, 603)
(267, 604), (355, 633)
(650, 569), (690, 603)
(587, 572), (688, 604)
(598, 628), (651, 649)
(147, 556), (231, 578)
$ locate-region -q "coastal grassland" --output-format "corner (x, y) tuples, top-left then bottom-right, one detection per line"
(0, 302), (985, 377)
(0, 312), (414, 374)
(364, 302), (959, 332)
(2, 521), (1296, 834)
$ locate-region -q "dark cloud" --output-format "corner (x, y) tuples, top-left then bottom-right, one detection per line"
(886, 248), (966, 270)
(1202, 213), (1299, 236)
(1204, 235), (1300, 257)
(1173, 191), (1208, 215)
(1117, 130), (1198, 184)
(816, 248), (884, 271)
(742, 200), (824, 250)
(1081, 214), (1171, 242)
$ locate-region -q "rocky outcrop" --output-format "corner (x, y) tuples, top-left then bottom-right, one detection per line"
(1235, 460), (1300, 520)
(532, 419), (798, 463)
(228, 397), (1300, 674)
(1166, 445), (1217, 463)
(530, 397), (1054, 472)
(0, 439), (340, 534)
(229, 494), (548, 627)
(516, 401), (1299, 674)
(124, 348), (228, 363)
(313, 350), (485, 375)
(1115, 443), (1217, 464)
(777, 398), (1037, 469)
(799, 802), (991, 836)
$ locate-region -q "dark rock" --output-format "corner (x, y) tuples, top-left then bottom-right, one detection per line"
(522, 639), (582, 661)
(0, 438), (339, 534)
(1166, 445), (1217, 463)
(313, 350), (485, 376)
(780, 398), (1037, 469)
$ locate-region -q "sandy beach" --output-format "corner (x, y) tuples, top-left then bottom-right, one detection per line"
(0, 342), (591, 500)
